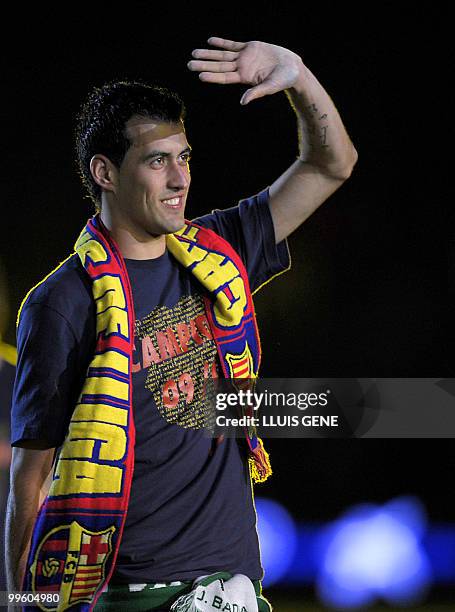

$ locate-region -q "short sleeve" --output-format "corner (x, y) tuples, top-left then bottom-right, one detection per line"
(193, 186), (291, 293)
(11, 303), (87, 448)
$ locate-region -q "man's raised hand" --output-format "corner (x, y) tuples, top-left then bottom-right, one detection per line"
(187, 37), (303, 105)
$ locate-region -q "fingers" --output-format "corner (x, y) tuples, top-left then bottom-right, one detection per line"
(187, 59), (237, 73)
(191, 49), (239, 61)
(187, 36), (246, 85)
(197, 72), (241, 85)
(207, 36), (247, 51)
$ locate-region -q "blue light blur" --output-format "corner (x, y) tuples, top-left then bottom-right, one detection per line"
(255, 495), (455, 608)
(316, 497), (432, 608)
(424, 526), (455, 581)
(254, 497), (298, 587)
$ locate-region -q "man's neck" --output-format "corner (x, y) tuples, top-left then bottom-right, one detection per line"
(100, 210), (166, 260)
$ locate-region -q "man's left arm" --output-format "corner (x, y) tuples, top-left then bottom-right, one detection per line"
(188, 37), (358, 243)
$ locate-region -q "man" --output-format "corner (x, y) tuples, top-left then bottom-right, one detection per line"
(6, 37), (357, 611)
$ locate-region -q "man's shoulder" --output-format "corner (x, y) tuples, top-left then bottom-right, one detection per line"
(19, 253), (92, 321)
(191, 187), (269, 229)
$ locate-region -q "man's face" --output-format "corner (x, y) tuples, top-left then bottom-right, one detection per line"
(114, 116), (191, 236)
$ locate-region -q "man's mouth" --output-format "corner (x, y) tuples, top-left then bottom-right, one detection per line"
(161, 196), (183, 209)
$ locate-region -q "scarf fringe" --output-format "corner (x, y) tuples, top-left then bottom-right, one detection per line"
(249, 438), (272, 483)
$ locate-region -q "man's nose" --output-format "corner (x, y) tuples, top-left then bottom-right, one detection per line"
(167, 160), (190, 190)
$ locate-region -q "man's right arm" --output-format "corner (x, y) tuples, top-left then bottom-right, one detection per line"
(5, 443), (56, 593)
(7, 302), (78, 593)
(6, 266), (93, 597)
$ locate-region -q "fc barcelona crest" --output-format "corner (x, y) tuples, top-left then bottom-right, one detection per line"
(30, 521), (115, 611)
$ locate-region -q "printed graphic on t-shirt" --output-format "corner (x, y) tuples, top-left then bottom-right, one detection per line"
(132, 292), (219, 429)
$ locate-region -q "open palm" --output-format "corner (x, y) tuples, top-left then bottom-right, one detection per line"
(187, 37), (302, 105)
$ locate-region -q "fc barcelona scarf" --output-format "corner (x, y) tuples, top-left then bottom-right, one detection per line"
(21, 214), (271, 611)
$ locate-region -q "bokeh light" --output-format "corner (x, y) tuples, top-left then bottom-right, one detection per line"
(254, 496), (298, 587)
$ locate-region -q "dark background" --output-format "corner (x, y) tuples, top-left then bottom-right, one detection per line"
(1, 2), (451, 605)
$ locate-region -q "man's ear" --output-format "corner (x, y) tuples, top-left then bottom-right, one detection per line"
(90, 155), (117, 193)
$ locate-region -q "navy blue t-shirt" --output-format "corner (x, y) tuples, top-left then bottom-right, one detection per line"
(11, 187), (290, 583)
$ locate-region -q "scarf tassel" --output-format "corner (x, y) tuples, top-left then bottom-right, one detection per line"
(249, 438), (272, 483)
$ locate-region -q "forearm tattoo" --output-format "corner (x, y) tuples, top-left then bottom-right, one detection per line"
(299, 103), (330, 157)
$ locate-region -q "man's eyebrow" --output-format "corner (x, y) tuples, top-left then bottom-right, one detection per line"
(141, 146), (192, 162)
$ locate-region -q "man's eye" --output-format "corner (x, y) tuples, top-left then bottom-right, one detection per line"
(151, 157), (164, 166)
(181, 153), (191, 163)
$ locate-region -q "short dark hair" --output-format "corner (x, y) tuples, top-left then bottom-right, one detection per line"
(74, 79), (186, 210)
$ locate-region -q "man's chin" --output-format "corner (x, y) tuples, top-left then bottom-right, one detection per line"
(166, 219), (186, 234)
(152, 218), (185, 236)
